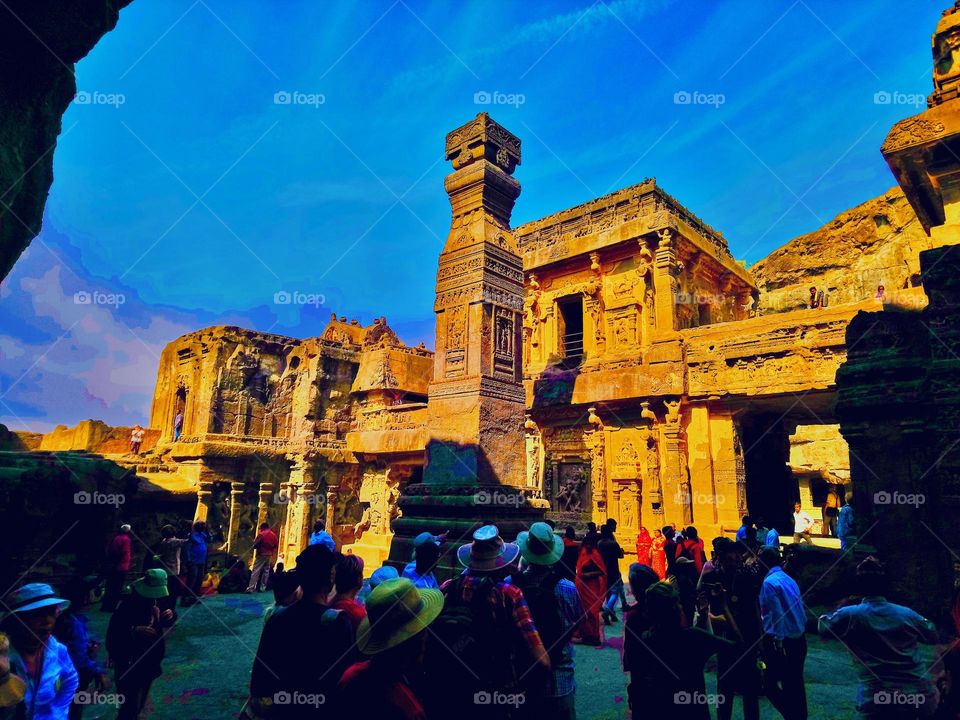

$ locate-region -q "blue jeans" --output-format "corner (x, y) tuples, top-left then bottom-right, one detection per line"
(604, 578), (626, 612)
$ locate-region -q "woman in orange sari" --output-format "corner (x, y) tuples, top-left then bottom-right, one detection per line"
(650, 527), (667, 579)
(575, 534), (608, 645)
(635, 527), (652, 567)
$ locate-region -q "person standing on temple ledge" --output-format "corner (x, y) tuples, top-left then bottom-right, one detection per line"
(793, 503), (814, 545)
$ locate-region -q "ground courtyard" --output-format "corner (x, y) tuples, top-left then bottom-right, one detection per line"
(74, 589), (928, 720)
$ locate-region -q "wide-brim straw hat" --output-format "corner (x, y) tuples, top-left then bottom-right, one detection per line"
(356, 578), (444, 654)
(457, 525), (520, 573)
(516, 522), (564, 566)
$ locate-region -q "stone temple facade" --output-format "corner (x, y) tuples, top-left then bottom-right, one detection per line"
(139, 110), (908, 572)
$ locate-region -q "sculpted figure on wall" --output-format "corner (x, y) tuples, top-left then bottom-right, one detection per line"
(556, 464), (587, 513)
(352, 469), (401, 541)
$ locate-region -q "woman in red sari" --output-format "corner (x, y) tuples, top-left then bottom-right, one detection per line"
(650, 527), (667, 579)
(574, 534), (607, 645)
(635, 527), (652, 567)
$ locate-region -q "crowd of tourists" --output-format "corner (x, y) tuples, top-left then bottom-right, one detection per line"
(0, 511), (951, 720)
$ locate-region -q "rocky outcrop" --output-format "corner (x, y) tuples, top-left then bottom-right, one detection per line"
(0, 1), (133, 281)
(750, 187), (935, 314)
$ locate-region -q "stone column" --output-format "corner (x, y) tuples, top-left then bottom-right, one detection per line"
(195, 479), (214, 523)
(653, 229), (680, 333)
(256, 481), (273, 529)
(586, 408), (607, 522)
(706, 409), (743, 533)
(226, 481), (245, 552)
(660, 399), (691, 525)
(391, 113), (544, 578)
(281, 459), (316, 565)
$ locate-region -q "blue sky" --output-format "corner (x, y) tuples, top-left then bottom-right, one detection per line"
(0, 0), (944, 431)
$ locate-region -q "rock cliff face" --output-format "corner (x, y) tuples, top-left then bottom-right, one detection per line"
(750, 187), (935, 314)
(0, 0), (133, 280)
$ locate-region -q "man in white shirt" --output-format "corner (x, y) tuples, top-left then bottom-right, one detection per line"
(793, 502), (813, 545)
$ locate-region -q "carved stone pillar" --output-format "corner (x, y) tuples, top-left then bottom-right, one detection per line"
(585, 252), (606, 357)
(226, 481), (245, 552)
(637, 240), (654, 348)
(195, 479), (214, 523)
(586, 412), (607, 522)
(642, 426), (665, 528)
(256, 481), (273, 529)
(661, 399), (691, 525)
(524, 413), (543, 494)
(325, 487), (337, 532)
(654, 229), (680, 332)
(281, 459), (316, 566)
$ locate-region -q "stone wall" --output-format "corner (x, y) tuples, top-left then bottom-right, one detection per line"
(751, 187), (938, 314)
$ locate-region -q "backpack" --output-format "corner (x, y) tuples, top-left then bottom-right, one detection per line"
(676, 539), (695, 561)
(512, 570), (565, 663)
(421, 577), (515, 718)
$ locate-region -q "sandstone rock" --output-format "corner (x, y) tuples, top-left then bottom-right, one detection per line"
(0, 0), (133, 280)
(751, 187), (934, 314)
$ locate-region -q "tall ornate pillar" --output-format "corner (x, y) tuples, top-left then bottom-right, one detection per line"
(653, 229), (681, 333)
(585, 252), (606, 357)
(226, 481), (245, 552)
(523, 413), (544, 495)
(661, 399), (691, 525)
(280, 458), (316, 566)
(389, 113), (545, 578)
(586, 407), (607, 522)
(256, 481), (273, 529)
(641, 422), (665, 529)
(636, 240), (654, 347)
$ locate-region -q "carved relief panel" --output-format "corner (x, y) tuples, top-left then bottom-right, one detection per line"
(445, 306), (466, 378)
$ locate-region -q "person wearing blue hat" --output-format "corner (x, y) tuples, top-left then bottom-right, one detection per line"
(401, 531), (447, 590)
(358, 566), (399, 605)
(1, 583), (78, 720)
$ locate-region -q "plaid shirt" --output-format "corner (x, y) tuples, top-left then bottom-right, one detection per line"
(546, 577), (584, 696)
(441, 574), (545, 659)
(506, 569), (584, 697)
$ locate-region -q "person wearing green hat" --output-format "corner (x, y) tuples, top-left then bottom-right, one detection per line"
(105, 569), (173, 720)
(338, 577), (444, 718)
(0, 583), (77, 720)
(510, 522), (584, 720)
